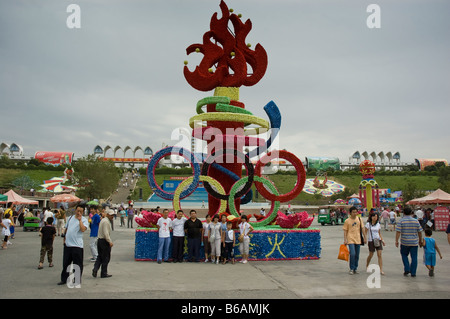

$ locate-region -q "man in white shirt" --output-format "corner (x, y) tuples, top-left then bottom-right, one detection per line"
(58, 204), (88, 286)
(43, 207), (53, 223)
(171, 210), (187, 263)
(415, 207), (424, 228)
(156, 209), (172, 264)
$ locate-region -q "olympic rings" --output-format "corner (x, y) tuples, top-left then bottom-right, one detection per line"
(254, 150), (306, 203)
(173, 175), (227, 213)
(147, 146), (201, 200)
(228, 175), (280, 227)
(202, 149), (254, 201)
(146, 95), (307, 227)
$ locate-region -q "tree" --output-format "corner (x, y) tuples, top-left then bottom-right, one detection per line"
(73, 155), (121, 200)
(402, 180), (425, 204)
(437, 166), (450, 193)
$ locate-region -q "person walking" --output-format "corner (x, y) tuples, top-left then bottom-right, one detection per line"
(415, 207), (425, 229)
(171, 210), (187, 263)
(343, 206), (366, 274)
(184, 210), (203, 262)
(127, 205), (134, 228)
(156, 209), (172, 264)
(38, 217), (56, 269)
(58, 204), (88, 286)
(4, 203), (15, 241)
(92, 209), (114, 278)
(119, 207), (126, 227)
(55, 208), (66, 237)
(89, 205), (101, 262)
(1, 212), (12, 250)
(422, 228), (442, 277)
(364, 212), (385, 275)
(388, 209), (397, 231)
(395, 206), (423, 277)
(381, 207), (390, 231)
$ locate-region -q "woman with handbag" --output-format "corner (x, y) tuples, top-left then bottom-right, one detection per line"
(343, 206), (366, 274)
(364, 212), (385, 275)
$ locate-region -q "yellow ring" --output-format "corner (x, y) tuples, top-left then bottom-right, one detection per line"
(189, 112), (269, 130)
(172, 175), (227, 213)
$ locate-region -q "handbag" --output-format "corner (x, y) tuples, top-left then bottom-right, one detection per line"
(369, 224), (381, 247)
(338, 244), (349, 261)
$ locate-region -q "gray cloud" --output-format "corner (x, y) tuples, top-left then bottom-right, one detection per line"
(1, 0), (449, 164)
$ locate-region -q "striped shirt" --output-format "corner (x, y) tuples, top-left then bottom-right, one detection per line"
(396, 215), (423, 246)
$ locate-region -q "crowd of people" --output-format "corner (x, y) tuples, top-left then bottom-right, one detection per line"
(342, 205), (447, 278)
(155, 209), (253, 265)
(1, 200), (450, 286)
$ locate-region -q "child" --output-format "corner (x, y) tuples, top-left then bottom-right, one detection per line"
(238, 215), (253, 264)
(38, 217), (56, 269)
(422, 228), (442, 277)
(223, 221), (235, 264)
(202, 214), (211, 262)
(1, 212), (12, 250)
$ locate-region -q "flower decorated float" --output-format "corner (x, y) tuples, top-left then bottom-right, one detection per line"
(135, 1), (320, 261)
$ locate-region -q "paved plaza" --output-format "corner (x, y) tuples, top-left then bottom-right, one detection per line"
(1, 217), (449, 300)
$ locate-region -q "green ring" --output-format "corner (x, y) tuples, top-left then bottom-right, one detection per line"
(228, 175), (280, 228)
(189, 112), (270, 129)
(196, 96), (230, 114)
(215, 103), (253, 115)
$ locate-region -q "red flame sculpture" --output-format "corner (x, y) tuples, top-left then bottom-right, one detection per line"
(184, 0), (268, 91)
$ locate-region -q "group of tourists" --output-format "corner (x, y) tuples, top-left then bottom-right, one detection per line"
(343, 205), (445, 277)
(156, 209), (253, 265)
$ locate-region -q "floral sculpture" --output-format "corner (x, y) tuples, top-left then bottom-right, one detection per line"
(145, 0), (308, 228)
(358, 160), (380, 211)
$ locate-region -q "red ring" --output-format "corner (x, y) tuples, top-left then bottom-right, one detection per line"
(254, 150), (306, 202)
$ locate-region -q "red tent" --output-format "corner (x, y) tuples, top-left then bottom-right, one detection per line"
(406, 189), (450, 205)
(0, 189), (39, 205)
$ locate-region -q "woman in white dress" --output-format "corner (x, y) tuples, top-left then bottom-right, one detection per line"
(1, 212), (12, 249)
(208, 214), (222, 264)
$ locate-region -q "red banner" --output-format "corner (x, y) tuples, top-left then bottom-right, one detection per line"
(434, 206), (449, 231)
(35, 152), (74, 166)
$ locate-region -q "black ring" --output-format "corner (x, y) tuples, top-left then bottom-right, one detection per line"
(201, 149), (254, 201)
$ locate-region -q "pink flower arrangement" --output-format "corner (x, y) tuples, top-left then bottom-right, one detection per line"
(275, 211), (314, 229)
(135, 210), (179, 228)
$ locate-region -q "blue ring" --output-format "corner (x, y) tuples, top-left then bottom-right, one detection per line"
(247, 100), (281, 159)
(147, 146), (201, 200)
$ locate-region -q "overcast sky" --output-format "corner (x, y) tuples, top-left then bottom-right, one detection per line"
(1, 0), (449, 164)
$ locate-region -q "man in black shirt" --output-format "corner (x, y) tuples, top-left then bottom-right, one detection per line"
(184, 210), (203, 262)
